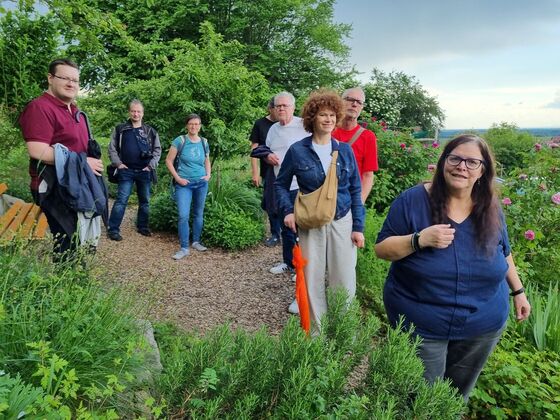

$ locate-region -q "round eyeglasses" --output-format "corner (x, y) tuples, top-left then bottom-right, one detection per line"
(446, 154), (485, 170)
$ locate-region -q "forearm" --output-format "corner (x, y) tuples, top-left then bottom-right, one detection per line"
(251, 157), (259, 178)
(505, 254), (524, 291)
(205, 158), (211, 177)
(361, 172), (374, 203)
(26, 141), (55, 165)
(374, 234), (415, 261)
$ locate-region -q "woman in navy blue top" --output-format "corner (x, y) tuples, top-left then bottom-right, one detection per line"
(375, 134), (531, 400)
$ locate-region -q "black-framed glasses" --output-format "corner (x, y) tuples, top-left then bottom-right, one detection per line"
(53, 75), (80, 84)
(343, 96), (364, 106)
(446, 154), (485, 170)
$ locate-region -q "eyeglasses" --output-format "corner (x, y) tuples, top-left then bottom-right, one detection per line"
(274, 104), (292, 109)
(343, 96), (364, 106)
(53, 75), (80, 85)
(446, 154), (485, 170)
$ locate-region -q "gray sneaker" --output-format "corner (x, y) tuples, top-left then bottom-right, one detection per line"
(192, 242), (208, 252)
(172, 248), (190, 260)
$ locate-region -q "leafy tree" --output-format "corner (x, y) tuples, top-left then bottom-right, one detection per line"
(363, 69), (445, 135)
(0, 7), (60, 119)
(81, 23), (271, 163)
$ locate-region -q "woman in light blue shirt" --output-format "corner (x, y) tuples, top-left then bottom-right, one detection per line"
(165, 114), (211, 260)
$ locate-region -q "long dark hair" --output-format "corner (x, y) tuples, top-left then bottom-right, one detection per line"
(429, 134), (501, 251)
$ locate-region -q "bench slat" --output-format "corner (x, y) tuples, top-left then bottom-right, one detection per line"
(33, 213), (49, 238)
(0, 201), (24, 237)
(20, 204), (42, 238)
(2, 203), (33, 242)
(0, 183), (7, 195)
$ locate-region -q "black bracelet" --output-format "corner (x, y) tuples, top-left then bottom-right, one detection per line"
(413, 232), (421, 251)
(410, 233), (417, 252)
(510, 287), (525, 297)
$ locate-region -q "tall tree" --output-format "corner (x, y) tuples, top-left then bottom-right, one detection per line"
(363, 69), (445, 135)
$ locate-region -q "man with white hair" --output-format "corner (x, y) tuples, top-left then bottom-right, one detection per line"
(265, 92), (309, 313)
(332, 87), (379, 203)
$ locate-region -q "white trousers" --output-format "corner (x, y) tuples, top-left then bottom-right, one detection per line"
(299, 212), (357, 332)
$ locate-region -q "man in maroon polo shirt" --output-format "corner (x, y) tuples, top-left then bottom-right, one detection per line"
(19, 58), (104, 256)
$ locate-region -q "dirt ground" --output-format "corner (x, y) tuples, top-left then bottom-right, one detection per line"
(95, 204), (295, 335)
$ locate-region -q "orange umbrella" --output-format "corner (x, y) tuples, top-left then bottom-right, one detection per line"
(292, 238), (310, 334)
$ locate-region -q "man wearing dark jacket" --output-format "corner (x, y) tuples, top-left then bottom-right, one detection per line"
(107, 99), (161, 240)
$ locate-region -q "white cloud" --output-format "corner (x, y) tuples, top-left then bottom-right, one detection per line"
(545, 91), (560, 109)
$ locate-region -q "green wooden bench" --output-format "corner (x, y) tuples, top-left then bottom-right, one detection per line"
(0, 183), (49, 243)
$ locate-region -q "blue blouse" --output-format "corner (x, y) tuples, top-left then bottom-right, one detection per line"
(376, 184), (511, 340)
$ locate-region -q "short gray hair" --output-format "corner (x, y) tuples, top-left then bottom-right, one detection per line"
(274, 91), (295, 106)
(341, 87), (365, 100)
(128, 98), (144, 110)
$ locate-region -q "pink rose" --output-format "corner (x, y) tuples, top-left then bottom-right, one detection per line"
(552, 193), (560, 205)
(518, 174), (528, 180)
(400, 143), (406, 149)
(502, 197), (512, 206)
(427, 164), (436, 172)
(524, 230), (535, 241)
(432, 142), (439, 148)
(535, 143), (542, 151)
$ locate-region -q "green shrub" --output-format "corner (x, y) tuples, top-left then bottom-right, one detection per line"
(155, 290), (463, 419)
(500, 147), (560, 289)
(510, 282), (560, 353)
(359, 122), (440, 213)
(203, 202), (263, 249)
(484, 122), (536, 174)
(356, 209), (390, 318)
(469, 329), (560, 419)
(0, 106), (23, 155)
(150, 189), (178, 232)
(0, 243), (154, 415)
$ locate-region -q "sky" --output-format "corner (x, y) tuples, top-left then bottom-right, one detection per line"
(333, 0), (560, 129)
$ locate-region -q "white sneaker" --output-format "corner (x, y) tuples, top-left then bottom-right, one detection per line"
(288, 299), (299, 314)
(269, 263), (292, 274)
(172, 248), (190, 260)
(291, 273), (297, 283)
(192, 242), (208, 252)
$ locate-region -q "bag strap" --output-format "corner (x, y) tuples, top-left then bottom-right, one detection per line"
(325, 150), (339, 199)
(348, 126), (365, 146)
(175, 135), (187, 170)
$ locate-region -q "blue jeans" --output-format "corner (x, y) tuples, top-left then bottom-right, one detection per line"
(175, 179), (208, 248)
(281, 189), (298, 268)
(417, 325), (505, 401)
(108, 168), (151, 234)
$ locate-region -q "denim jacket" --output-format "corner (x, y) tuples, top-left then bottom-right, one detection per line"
(275, 136), (365, 232)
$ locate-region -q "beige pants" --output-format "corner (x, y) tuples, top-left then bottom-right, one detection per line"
(299, 212), (356, 333)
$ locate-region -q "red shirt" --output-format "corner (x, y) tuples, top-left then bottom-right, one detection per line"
(19, 92), (89, 190)
(332, 125), (379, 177)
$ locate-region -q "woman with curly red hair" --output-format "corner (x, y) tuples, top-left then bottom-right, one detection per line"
(275, 89), (365, 333)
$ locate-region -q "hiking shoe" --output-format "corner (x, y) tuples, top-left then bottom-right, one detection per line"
(172, 248), (190, 260)
(288, 299), (299, 314)
(192, 242), (208, 252)
(108, 232), (123, 241)
(264, 236), (280, 247)
(137, 228), (152, 237)
(269, 263), (293, 274)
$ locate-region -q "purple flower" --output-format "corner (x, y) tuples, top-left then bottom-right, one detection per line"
(552, 192), (560, 205)
(371, 116), (377, 122)
(427, 164), (436, 172)
(432, 142), (439, 148)
(524, 230), (535, 241)
(518, 173), (528, 180)
(535, 143), (542, 151)
(502, 197), (512, 206)
(550, 143), (559, 149)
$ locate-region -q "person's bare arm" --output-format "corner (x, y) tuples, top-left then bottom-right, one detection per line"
(27, 141), (103, 175)
(250, 143), (260, 187)
(361, 171), (374, 203)
(505, 254), (531, 321)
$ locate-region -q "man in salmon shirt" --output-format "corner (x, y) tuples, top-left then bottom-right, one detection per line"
(332, 87), (379, 203)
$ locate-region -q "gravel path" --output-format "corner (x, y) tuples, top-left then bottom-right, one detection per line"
(95, 204), (294, 335)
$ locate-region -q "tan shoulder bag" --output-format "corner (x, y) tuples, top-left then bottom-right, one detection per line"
(294, 150), (338, 230)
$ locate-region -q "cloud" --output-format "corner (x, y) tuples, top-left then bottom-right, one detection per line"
(337, 0), (560, 66)
(545, 91), (560, 109)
